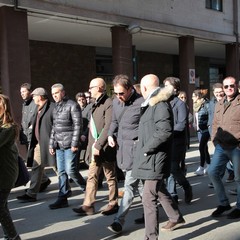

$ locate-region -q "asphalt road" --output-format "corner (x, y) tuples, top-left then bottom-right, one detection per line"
(1, 139), (239, 240)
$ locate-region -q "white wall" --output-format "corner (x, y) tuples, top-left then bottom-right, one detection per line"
(9, 0), (240, 42)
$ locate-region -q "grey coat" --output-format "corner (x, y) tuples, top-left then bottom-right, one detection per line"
(108, 90), (143, 170)
(132, 86), (174, 180)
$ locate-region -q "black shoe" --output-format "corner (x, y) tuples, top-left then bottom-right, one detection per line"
(79, 162), (89, 170)
(39, 179), (51, 192)
(134, 214), (144, 224)
(173, 195), (179, 204)
(184, 185), (193, 204)
(66, 190), (72, 198)
(101, 204), (119, 216)
(211, 205), (232, 217)
(227, 208), (240, 219)
(72, 205), (95, 216)
(17, 194), (36, 202)
(49, 198), (68, 209)
(108, 222), (122, 233)
(208, 182), (214, 188)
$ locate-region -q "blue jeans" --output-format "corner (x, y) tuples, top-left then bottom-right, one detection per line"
(56, 148), (85, 198)
(114, 170), (144, 226)
(208, 144), (240, 209)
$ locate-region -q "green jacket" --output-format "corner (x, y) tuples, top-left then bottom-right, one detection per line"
(0, 125), (18, 189)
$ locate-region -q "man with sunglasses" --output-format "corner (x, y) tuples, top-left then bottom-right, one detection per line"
(208, 76), (240, 219)
(107, 74), (144, 233)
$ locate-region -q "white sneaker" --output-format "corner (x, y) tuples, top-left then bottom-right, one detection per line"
(204, 164), (210, 175)
(195, 166), (204, 176)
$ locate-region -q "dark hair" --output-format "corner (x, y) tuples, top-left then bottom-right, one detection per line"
(163, 77), (181, 93)
(112, 74), (132, 90)
(193, 89), (204, 98)
(0, 94), (19, 139)
(20, 83), (32, 92)
(75, 92), (86, 101)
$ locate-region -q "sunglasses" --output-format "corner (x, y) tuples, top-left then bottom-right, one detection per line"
(223, 84), (235, 89)
(114, 92), (125, 96)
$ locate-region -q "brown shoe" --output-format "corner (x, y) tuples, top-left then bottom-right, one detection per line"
(101, 204), (119, 216)
(118, 191), (124, 198)
(72, 205), (95, 216)
(161, 217), (185, 232)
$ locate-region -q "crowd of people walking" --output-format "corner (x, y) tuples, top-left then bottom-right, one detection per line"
(0, 73), (240, 240)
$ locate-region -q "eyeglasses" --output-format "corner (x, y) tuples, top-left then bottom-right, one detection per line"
(223, 84), (235, 89)
(214, 91), (224, 94)
(89, 86), (98, 90)
(114, 92), (125, 96)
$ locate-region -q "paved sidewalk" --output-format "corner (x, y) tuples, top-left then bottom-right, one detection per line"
(1, 140), (239, 240)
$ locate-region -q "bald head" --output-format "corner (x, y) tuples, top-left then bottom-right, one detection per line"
(89, 77), (106, 99)
(91, 78), (106, 90)
(140, 74), (159, 99)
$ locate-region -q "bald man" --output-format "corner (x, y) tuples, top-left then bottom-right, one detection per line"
(73, 78), (119, 216)
(132, 74), (185, 239)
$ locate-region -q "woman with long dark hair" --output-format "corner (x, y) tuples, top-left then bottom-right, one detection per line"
(0, 94), (21, 240)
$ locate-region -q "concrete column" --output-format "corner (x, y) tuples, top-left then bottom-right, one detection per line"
(111, 26), (133, 80)
(0, 6), (31, 124)
(179, 36), (195, 111)
(226, 43), (239, 79)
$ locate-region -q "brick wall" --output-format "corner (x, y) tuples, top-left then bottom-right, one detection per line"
(29, 40), (96, 99)
(137, 51), (177, 83)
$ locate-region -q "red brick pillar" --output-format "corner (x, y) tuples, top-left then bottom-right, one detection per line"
(111, 26), (133, 80)
(0, 6), (31, 157)
(0, 6), (31, 123)
(179, 36), (195, 111)
(226, 43), (240, 80)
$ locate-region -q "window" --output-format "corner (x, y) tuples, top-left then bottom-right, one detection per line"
(206, 0), (223, 11)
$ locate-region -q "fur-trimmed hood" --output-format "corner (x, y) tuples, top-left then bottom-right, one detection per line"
(149, 85), (174, 106)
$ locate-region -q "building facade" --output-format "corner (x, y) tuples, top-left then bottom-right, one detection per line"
(0, 0), (239, 126)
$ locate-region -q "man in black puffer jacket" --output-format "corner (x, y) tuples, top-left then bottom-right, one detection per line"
(49, 83), (85, 209)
